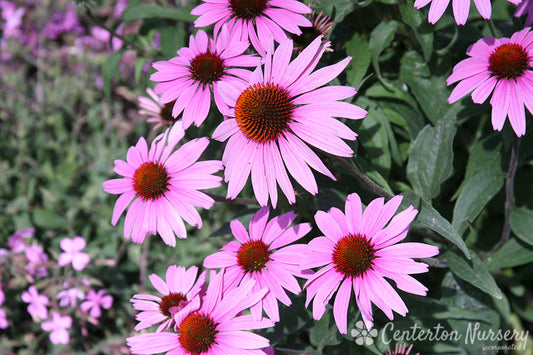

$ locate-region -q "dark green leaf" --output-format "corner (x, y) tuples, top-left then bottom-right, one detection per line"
(484, 238), (533, 271)
(159, 24), (185, 58)
(399, 0), (433, 61)
(452, 170), (504, 236)
(407, 117), (457, 200)
(416, 199), (470, 258)
(400, 51), (452, 124)
(510, 206), (533, 246)
(345, 33), (371, 90)
(32, 208), (65, 229)
(359, 109), (391, 178)
(369, 21), (399, 85)
(121, 4), (195, 23)
(309, 310), (341, 350)
(445, 251), (504, 299)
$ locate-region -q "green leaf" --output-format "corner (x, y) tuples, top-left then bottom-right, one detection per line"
(399, 0), (434, 61)
(159, 24), (186, 58)
(416, 199), (470, 258)
(121, 4), (195, 23)
(510, 206), (533, 246)
(32, 208), (65, 229)
(358, 109), (391, 178)
(452, 136), (502, 200)
(407, 117), (457, 201)
(102, 50), (124, 99)
(452, 170), (504, 236)
(309, 310), (341, 350)
(400, 51), (452, 124)
(313, 0), (355, 22)
(484, 238), (533, 271)
(369, 21), (399, 85)
(345, 33), (371, 90)
(445, 251), (504, 299)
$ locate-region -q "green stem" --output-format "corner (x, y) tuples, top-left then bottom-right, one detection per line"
(487, 19), (499, 38)
(206, 193), (260, 206)
(494, 135), (520, 251)
(326, 154), (395, 200)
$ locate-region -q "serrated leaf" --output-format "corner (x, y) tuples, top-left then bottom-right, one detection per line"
(399, 0), (434, 61)
(407, 117), (457, 201)
(452, 170), (504, 236)
(510, 206), (533, 246)
(416, 199), (470, 258)
(484, 238), (533, 271)
(121, 4), (195, 23)
(345, 33), (371, 90)
(445, 251), (504, 299)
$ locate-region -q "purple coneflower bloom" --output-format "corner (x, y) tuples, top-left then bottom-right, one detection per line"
(41, 312), (72, 345)
(150, 26), (259, 129)
(447, 28), (533, 137)
(80, 289), (113, 318)
(127, 271), (273, 354)
(302, 193), (439, 333)
(102, 122), (223, 246)
(191, 0), (312, 56)
(213, 36), (366, 207)
(21, 285), (49, 320)
(204, 207), (311, 322)
(131, 265), (206, 332)
(138, 88), (177, 130)
(58, 236), (90, 271)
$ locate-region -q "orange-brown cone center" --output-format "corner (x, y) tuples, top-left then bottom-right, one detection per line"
(332, 234), (375, 277)
(237, 240), (271, 273)
(488, 43), (529, 79)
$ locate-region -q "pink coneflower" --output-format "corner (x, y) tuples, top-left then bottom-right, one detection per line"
(204, 207), (311, 322)
(302, 193), (439, 333)
(212, 36), (366, 207)
(150, 26), (259, 129)
(81, 289), (113, 318)
(290, 10), (334, 52)
(131, 265), (206, 332)
(127, 271), (274, 354)
(515, 0), (533, 26)
(191, 0), (312, 56)
(41, 312), (72, 345)
(447, 28), (533, 137)
(102, 122), (223, 246)
(58, 237), (90, 271)
(21, 285), (49, 321)
(138, 88), (177, 130)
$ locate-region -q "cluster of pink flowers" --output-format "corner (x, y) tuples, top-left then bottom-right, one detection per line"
(101, 1), (442, 354)
(0, 229), (113, 345)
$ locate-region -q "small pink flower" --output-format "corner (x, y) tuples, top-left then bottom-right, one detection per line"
(204, 207), (311, 322)
(131, 265), (206, 332)
(127, 271), (273, 354)
(81, 289), (113, 318)
(58, 237), (90, 271)
(447, 28), (533, 137)
(41, 312), (72, 345)
(7, 227), (34, 253)
(303, 193), (439, 333)
(0, 309), (7, 329)
(57, 286), (85, 308)
(25, 244), (48, 277)
(21, 286), (49, 321)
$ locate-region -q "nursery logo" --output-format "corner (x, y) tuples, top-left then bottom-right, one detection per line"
(350, 320), (378, 345)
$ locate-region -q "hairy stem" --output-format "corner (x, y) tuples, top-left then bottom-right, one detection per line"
(487, 19), (499, 37)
